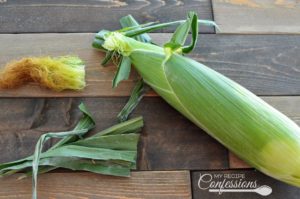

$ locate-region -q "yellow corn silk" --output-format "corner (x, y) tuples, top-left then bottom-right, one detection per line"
(0, 56), (86, 91)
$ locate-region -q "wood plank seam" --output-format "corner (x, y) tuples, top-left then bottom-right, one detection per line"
(0, 0), (214, 33)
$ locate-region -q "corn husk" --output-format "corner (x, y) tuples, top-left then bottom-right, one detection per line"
(94, 13), (300, 187)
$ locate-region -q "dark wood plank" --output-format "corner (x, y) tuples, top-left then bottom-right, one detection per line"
(0, 97), (229, 170)
(191, 34), (300, 95)
(1, 33), (300, 97)
(0, 0), (213, 33)
(229, 152), (251, 169)
(0, 129), (51, 164)
(128, 97), (229, 170)
(212, 0), (300, 34)
(0, 171), (191, 199)
(192, 170), (300, 199)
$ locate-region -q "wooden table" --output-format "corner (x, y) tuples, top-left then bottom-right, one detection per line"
(0, 1), (299, 198)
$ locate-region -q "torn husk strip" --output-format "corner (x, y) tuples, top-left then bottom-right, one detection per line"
(0, 56), (86, 91)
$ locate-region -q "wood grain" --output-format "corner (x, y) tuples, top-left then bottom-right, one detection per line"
(1, 33), (300, 96)
(212, 0), (300, 34)
(0, 0), (213, 33)
(192, 170), (300, 199)
(0, 171), (192, 199)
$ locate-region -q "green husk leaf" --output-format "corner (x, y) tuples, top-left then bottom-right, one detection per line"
(111, 15), (153, 88)
(0, 157), (28, 171)
(0, 161), (35, 175)
(124, 21), (183, 38)
(31, 103), (95, 199)
(117, 17), (152, 122)
(0, 116), (142, 174)
(1, 118), (143, 178)
(123, 18), (218, 39)
(112, 56), (131, 88)
(169, 17), (191, 46)
(38, 157), (132, 177)
(118, 22), (156, 33)
(117, 80), (149, 122)
(92, 116), (143, 137)
(164, 42), (182, 53)
(120, 15), (152, 43)
(41, 145), (137, 163)
(72, 134), (140, 151)
(92, 38), (105, 50)
(95, 29), (110, 40)
(19, 158), (136, 179)
(2, 158), (132, 178)
(0, 101), (143, 199)
(182, 12), (198, 54)
(101, 51), (114, 66)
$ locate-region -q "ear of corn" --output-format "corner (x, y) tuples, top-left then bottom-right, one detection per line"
(93, 12), (300, 187)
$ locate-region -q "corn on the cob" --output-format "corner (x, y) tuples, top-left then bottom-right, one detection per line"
(93, 12), (300, 187)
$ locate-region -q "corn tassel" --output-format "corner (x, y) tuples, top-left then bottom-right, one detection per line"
(93, 12), (300, 187)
